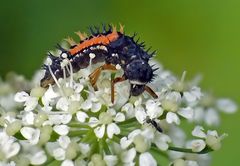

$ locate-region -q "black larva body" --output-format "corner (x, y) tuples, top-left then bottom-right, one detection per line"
(41, 25), (158, 97)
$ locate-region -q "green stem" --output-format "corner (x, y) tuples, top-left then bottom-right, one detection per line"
(68, 122), (91, 129)
(168, 146), (213, 154)
(117, 117), (137, 125)
(68, 129), (89, 137)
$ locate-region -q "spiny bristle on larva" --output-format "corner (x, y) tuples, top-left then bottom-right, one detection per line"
(75, 31), (88, 41)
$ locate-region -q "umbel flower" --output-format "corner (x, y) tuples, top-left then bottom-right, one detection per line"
(0, 47), (238, 166)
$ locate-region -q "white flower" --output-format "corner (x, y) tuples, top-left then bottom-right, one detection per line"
(166, 107), (194, 125)
(14, 91), (38, 111)
(20, 127), (40, 145)
(30, 150), (47, 165)
(76, 111), (89, 122)
(189, 139), (206, 152)
(56, 97), (69, 112)
(139, 152), (157, 166)
(53, 125), (70, 135)
(48, 113), (72, 125)
(216, 98), (237, 113)
(191, 126), (227, 151)
(120, 148), (136, 165)
(0, 131), (20, 159)
(92, 110), (122, 139)
(153, 132), (172, 151)
(183, 87), (202, 103)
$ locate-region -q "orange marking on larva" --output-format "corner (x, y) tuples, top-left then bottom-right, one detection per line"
(69, 32), (119, 55)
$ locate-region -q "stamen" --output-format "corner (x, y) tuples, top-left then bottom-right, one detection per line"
(48, 65), (61, 89)
(181, 71), (187, 83)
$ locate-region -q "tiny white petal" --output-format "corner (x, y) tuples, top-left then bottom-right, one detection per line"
(135, 106), (147, 124)
(139, 152), (157, 166)
(76, 111), (89, 123)
(81, 99), (92, 110)
(53, 148), (65, 160)
(44, 85), (59, 99)
(91, 102), (102, 112)
(30, 150), (47, 165)
(22, 112), (35, 125)
(120, 137), (132, 149)
(121, 148), (136, 163)
(20, 127), (40, 145)
(49, 114), (72, 125)
(128, 129), (142, 140)
(154, 133), (171, 151)
(94, 125), (105, 138)
(53, 125), (69, 135)
(56, 97), (69, 112)
(5, 142), (20, 159)
(74, 83), (84, 93)
(178, 107), (194, 119)
(192, 126), (206, 138)
(61, 160), (74, 166)
(191, 139), (206, 152)
(107, 123), (120, 138)
(166, 112), (180, 125)
(14, 91), (29, 102)
(58, 136), (71, 149)
(216, 98), (237, 113)
(204, 108), (220, 126)
(183, 87), (202, 103)
(24, 97), (38, 111)
(88, 117), (99, 127)
(114, 112), (125, 122)
(79, 143), (90, 156)
(146, 100), (163, 119)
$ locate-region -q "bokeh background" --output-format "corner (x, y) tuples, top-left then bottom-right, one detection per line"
(0, 0), (239, 165)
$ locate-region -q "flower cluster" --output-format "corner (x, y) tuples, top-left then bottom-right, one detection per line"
(0, 54), (237, 166)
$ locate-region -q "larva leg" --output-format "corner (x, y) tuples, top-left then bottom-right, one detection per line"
(89, 64), (117, 90)
(144, 85), (158, 99)
(111, 76), (126, 103)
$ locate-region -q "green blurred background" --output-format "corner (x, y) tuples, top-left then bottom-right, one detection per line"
(0, 0), (239, 165)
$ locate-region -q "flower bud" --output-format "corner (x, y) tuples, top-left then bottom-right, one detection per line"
(173, 159), (186, 166)
(34, 112), (48, 127)
(133, 135), (149, 153)
(66, 143), (78, 160)
(206, 135), (221, 151)
(6, 120), (22, 136)
(30, 87), (46, 98)
(99, 112), (112, 124)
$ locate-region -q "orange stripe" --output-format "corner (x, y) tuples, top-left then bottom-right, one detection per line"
(69, 32), (119, 55)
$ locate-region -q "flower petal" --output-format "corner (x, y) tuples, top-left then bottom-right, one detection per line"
(107, 123), (120, 138)
(14, 91), (29, 102)
(20, 127), (40, 145)
(61, 160), (74, 166)
(24, 97), (38, 112)
(178, 107), (194, 119)
(56, 97), (69, 112)
(190, 139), (206, 152)
(53, 125), (69, 136)
(94, 125), (105, 139)
(76, 111), (89, 123)
(216, 98), (237, 113)
(166, 112), (180, 125)
(114, 112), (125, 122)
(30, 150), (47, 165)
(192, 126), (206, 138)
(135, 106), (147, 124)
(139, 152), (157, 166)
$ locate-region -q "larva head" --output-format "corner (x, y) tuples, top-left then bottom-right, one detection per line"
(124, 59), (153, 96)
